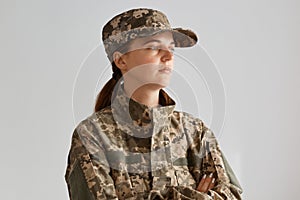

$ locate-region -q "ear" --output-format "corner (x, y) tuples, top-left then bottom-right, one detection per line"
(113, 51), (127, 70)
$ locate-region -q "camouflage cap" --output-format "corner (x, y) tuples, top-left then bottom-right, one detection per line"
(102, 8), (198, 61)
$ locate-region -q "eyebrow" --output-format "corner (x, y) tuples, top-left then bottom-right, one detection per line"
(142, 39), (175, 46)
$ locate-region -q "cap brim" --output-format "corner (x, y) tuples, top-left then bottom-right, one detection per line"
(172, 28), (198, 48)
(104, 27), (198, 61)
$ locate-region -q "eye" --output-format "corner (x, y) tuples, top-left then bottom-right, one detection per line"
(146, 46), (160, 51)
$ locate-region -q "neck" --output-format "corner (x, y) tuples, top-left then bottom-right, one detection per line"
(123, 83), (161, 108)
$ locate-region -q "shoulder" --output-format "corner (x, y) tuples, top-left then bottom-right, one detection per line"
(75, 106), (115, 131)
(72, 106), (120, 147)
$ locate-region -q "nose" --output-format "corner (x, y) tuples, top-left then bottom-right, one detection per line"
(161, 48), (174, 63)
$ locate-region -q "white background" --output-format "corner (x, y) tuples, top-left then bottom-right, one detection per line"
(1, 0), (300, 199)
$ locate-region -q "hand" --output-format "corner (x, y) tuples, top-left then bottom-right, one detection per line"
(196, 173), (215, 193)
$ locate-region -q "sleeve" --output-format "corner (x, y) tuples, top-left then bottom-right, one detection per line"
(185, 118), (243, 200)
(65, 121), (118, 200)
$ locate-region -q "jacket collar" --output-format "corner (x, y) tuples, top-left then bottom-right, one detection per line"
(111, 82), (176, 137)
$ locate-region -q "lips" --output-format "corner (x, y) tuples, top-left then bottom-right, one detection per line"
(159, 67), (172, 73)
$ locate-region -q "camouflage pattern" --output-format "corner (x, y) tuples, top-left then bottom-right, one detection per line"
(65, 82), (243, 199)
(102, 8), (198, 61)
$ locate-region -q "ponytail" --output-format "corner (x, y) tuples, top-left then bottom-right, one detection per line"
(95, 42), (130, 112)
(94, 62), (122, 112)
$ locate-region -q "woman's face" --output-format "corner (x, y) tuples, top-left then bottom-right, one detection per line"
(119, 31), (175, 88)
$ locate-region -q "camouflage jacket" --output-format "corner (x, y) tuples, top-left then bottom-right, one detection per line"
(65, 83), (243, 200)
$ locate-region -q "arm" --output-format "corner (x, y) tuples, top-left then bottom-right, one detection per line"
(186, 117), (243, 199)
(65, 121), (118, 200)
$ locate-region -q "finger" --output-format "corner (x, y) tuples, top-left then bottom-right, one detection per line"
(201, 173), (213, 192)
(197, 173), (213, 192)
(208, 178), (215, 190)
(197, 174), (207, 191)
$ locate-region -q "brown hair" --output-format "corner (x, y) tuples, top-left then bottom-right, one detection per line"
(94, 42), (130, 112)
(94, 61), (122, 112)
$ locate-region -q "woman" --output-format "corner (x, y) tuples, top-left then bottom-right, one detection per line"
(65, 8), (243, 200)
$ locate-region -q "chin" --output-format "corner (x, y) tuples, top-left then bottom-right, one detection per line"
(151, 81), (170, 89)
(156, 78), (171, 88)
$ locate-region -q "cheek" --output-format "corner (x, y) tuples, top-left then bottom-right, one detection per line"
(132, 53), (159, 66)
